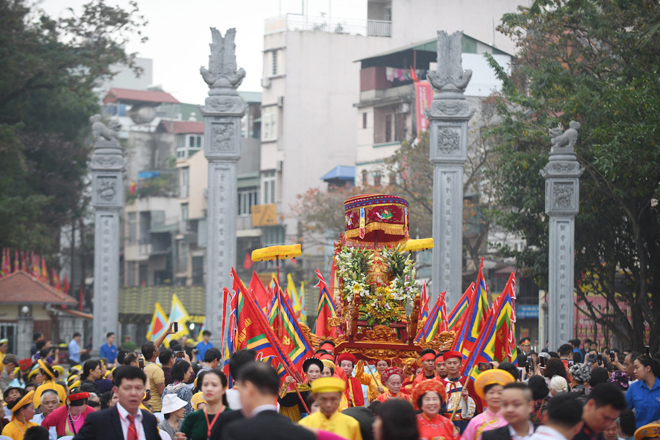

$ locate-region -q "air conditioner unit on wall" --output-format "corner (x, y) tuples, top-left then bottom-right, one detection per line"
(276, 160), (283, 172)
(277, 96), (284, 107)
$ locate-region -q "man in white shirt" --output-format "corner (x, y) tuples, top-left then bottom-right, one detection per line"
(528, 393), (584, 440)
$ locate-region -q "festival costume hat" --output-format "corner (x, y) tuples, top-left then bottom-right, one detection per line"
(474, 369), (515, 400)
(52, 365), (65, 378)
(303, 358), (324, 374)
(68, 380), (81, 391)
(9, 390), (34, 419)
(27, 365), (40, 381)
(435, 355), (445, 365)
(37, 359), (56, 379)
(411, 379), (446, 409)
(321, 359), (335, 372)
(68, 388), (90, 402)
(311, 377), (346, 394)
(319, 341), (336, 354)
(380, 367), (405, 385)
(337, 353), (357, 366)
(191, 392), (207, 411)
(442, 351), (462, 361)
(635, 423), (660, 440)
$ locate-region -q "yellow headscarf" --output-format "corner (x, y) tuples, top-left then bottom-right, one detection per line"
(191, 392), (207, 410)
(10, 391), (34, 421)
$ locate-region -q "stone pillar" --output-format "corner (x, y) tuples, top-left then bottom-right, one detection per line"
(541, 121), (583, 351)
(200, 28), (246, 348)
(16, 316), (33, 361)
(90, 114), (124, 353)
(427, 31), (475, 310)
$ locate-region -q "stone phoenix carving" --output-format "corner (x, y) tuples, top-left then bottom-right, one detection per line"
(549, 120), (581, 152)
(200, 28), (246, 93)
(427, 31), (473, 94)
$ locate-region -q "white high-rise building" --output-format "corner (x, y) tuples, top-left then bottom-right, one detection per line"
(257, 0), (529, 260)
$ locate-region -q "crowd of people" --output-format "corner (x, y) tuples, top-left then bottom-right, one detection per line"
(1, 330), (659, 440)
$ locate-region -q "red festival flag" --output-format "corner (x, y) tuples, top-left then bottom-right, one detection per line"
(447, 283), (473, 333)
(314, 270), (337, 339)
(461, 272), (517, 381)
(452, 258), (491, 359)
(63, 274), (70, 294)
(243, 252), (253, 270)
(248, 271), (271, 312)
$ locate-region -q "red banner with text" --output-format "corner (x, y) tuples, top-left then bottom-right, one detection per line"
(414, 81), (433, 135)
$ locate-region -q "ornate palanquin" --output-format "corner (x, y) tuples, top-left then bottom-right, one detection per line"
(326, 194), (454, 362)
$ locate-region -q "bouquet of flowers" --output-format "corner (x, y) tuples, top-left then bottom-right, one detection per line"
(360, 286), (401, 326)
(382, 244), (419, 304)
(334, 246), (373, 302)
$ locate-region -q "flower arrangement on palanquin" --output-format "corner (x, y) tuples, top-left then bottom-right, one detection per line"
(330, 194), (437, 361)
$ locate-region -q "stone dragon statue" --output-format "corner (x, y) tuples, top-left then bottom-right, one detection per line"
(200, 27), (246, 91)
(427, 31), (473, 94)
(549, 120), (581, 150)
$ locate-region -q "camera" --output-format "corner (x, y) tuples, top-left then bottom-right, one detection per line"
(540, 356), (547, 367)
(173, 322), (179, 333)
(646, 345), (650, 356)
(175, 351), (184, 359)
(478, 362), (492, 372)
(597, 353), (603, 366)
(138, 358), (144, 368)
(610, 350), (615, 362)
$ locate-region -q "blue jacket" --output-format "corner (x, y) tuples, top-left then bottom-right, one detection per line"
(99, 343), (118, 363)
(625, 377), (660, 427)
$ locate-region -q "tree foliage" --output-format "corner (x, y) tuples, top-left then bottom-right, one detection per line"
(0, 0), (146, 255)
(488, 0), (660, 350)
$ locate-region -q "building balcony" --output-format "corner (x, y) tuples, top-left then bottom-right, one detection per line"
(265, 14), (391, 37)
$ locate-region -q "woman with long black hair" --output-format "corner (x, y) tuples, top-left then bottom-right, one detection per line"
(626, 354), (660, 427)
(179, 370), (231, 440)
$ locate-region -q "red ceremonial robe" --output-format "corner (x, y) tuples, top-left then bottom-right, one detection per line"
(336, 366), (365, 407)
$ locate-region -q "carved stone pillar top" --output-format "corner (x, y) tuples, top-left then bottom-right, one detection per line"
(200, 28), (246, 97)
(90, 114), (124, 209)
(427, 31), (473, 101)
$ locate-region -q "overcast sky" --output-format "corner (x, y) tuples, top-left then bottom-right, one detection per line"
(39, 0), (367, 104)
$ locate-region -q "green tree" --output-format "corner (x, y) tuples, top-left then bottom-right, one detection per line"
(488, 0), (660, 351)
(0, 0), (146, 257)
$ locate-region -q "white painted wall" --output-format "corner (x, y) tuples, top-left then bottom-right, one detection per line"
(390, 0), (530, 53)
(260, 0), (530, 248)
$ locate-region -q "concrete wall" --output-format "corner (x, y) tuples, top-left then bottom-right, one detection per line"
(259, 0), (529, 252)
(125, 130), (176, 183)
(276, 31), (393, 239)
(390, 0), (530, 54)
(179, 151), (209, 221)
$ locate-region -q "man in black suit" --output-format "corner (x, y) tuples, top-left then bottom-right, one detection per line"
(483, 383), (535, 440)
(73, 366), (160, 440)
(223, 362), (316, 440)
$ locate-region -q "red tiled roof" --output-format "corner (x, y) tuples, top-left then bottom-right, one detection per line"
(158, 120), (204, 134)
(0, 271), (78, 305)
(103, 88), (179, 105)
